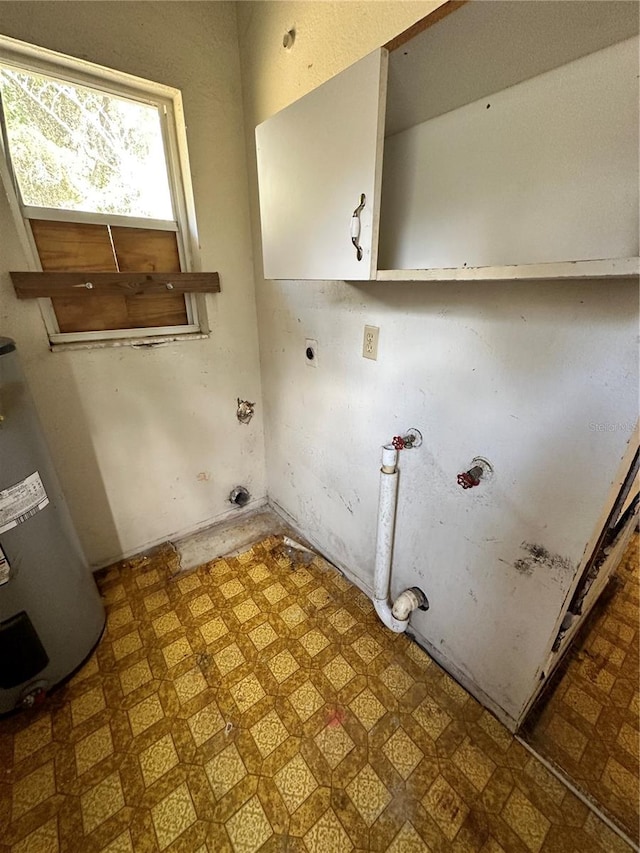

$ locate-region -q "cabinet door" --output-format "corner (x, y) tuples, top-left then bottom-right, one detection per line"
(256, 49), (387, 281)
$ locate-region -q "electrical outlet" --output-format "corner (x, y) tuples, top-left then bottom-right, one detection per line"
(363, 325), (379, 360)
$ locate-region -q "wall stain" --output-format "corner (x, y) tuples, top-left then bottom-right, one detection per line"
(236, 398), (255, 424)
(514, 541), (573, 581)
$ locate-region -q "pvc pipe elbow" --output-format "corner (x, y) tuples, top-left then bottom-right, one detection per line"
(374, 597), (409, 633)
(391, 588), (428, 621)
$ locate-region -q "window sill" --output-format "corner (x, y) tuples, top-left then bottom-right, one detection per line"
(50, 331), (210, 352)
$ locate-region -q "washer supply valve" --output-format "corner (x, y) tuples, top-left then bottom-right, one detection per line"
(392, 429), (423, 451)
(457, 457), (493, 489)
(457, 467), (483, 489)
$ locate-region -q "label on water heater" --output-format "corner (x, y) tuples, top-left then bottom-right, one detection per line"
(0, 471), (49, 535)
(0, 543), (10, 585)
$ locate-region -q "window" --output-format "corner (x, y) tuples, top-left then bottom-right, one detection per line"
(0, 35), (208, 347)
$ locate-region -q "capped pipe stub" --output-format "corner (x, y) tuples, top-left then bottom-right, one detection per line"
(381, 444), (398, 472)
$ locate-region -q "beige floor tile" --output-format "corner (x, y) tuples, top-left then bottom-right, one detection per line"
(351, 634), (382, 664)
(226, 795), (273, 853)
(128, 693), (164, 737)
(387, 822), (430, 852)
(422, 774), (469, 841)
(346, 763), (391, 826)
(112, 630), (143, 661)
(11, 817), (59, 853)
(349, 687), (386, 732)
(199, 616), (228, 645)
(501, 787), (550, 852)
(174, 667), (208, 704)
(162, 636), (193, 669)
(75, 725), (114, 776)
(71, 686), (106, 727)
(382, 727), (423, 780)
(268, 649), (300, 683)
(248, 621), (278, 651)
(139, 734), (179, 787)
(12, 760), (56, 820)
(231, 674), (266, 713)
(304, 807), (353, 853)
(214, 643), (245, 677)
(413, 696), (451, 740)
(290, 680), (325, 722)
(80, 771), (125, 834)
(119, 659), (153, 696)
(151, 782), (197, 850)
(380, 663), (414, 698)
(205, 742), (247, 799)
(453, 737), (496, 791)
(250, 709), (289, 757)
(274, 752), (318, 813)
(322, 654), (356, 691)
(187, 700), (225, 747)
(314, 722), (355, 769)
(300, 629), (330, 658)
(13, 716), (52, 764)
(102, 830), (134, 852)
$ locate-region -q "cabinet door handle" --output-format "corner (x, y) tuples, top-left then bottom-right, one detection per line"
(350, 193), (366, 261)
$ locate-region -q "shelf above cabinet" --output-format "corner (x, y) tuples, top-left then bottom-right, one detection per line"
(374, 258), (640, 284)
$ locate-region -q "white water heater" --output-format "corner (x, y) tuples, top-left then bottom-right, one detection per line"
(0, 337), (105, 713)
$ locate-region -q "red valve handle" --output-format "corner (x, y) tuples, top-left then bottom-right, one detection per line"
(392, 436), (405, 450)
(457, 471), (480, 489)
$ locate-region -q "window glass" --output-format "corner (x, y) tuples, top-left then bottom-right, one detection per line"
(0, 66), (174, 219)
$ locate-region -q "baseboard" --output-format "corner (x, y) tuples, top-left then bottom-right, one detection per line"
(267, 498), (375, 596)
(89, 496), (268, 571)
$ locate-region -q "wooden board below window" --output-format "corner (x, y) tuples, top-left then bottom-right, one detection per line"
(111, 226), (181, 273)
(30, 220), (188, 333)
(30, 219), (116, 272)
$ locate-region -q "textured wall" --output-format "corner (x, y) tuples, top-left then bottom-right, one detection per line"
(0, 2), (266, 566)
(236, 1), (639, 727)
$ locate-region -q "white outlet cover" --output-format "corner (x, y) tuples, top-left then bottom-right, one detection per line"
(363, 325), (379, 360)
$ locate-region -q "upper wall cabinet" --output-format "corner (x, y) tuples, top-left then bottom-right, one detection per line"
(255, 50), (387, 281)
(255, 1), (640, 283)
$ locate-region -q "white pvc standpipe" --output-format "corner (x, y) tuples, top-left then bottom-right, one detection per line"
(373, 445), (410, 633)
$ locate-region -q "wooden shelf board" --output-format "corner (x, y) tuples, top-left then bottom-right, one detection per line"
(374, 258), (640, 283)
(11, 271), (220, 299)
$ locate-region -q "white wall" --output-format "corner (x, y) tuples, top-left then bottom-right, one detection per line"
(0, 2), (266, 566)
(237, 1), (639, 727)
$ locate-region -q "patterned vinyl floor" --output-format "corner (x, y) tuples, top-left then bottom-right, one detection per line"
(0, 535), (634, 853)
(522, 533), (639, 843)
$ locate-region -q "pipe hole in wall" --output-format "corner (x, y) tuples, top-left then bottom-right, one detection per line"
(229, 486), (250, 508)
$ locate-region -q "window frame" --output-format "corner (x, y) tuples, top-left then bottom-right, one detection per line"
(0, 34), (208, 347)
